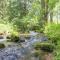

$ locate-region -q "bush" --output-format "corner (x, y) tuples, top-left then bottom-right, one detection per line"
(0, 43), (5, 48)
(44, 24), (60, 45)
(44, 24), (60, 60)
(33, 42), (55, 53)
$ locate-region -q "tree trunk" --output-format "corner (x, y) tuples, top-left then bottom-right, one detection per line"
(50, 11), (53, 23)
(41, 0), (49, 23)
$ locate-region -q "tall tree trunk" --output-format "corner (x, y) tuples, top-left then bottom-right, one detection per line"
(39, 0), (49, 31)
(41, 0), (49, 23)
(20, 0), (27, 18)
(50, 11), (53, 23)
(45, 0), (49, 22)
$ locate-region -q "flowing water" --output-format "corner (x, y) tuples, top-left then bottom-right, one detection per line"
(0, 31), (48, 60)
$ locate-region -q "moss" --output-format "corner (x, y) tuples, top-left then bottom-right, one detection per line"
(0, 43), (5, 48)
(10, 33), (19, 42)
(11, 35), (19, 42)
(33, 42), (55, 53)
(40, 44), (54, 53)
(6, 36), (11, 39)
(33, 50), (40, 57)
(33, 42), (41, 50)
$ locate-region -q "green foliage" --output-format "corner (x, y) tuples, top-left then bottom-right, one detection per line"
(0, 0), (60, 60)
(10, 32), (19, 42)
(49, 0), (59, 9)
(44, 24), (60, 60)
(44, 24), (60, 45)
(0, 23), (13, 32)
(0, 0), (7, 19)
(0, 43), (5, 48)
(0, 22), (18, 34)
(0, 22), (19, 42)
(0, 0), (59, 33)
(8, 30), (19, 42)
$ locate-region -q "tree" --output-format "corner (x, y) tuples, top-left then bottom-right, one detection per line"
(40, 0), (49, 23)
(48, 0), (59, 23)
(0, 0), (7, 19)
(7, 0), (28, 21)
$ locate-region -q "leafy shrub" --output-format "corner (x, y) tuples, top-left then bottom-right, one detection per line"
(44, 24), (60, 45)
(0, 23), (13, 33)
(44, 24), (60, 60)
(0, 43), (5, 48)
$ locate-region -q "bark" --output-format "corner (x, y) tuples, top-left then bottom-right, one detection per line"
(41, 0), (49, 23)
(50, 11), (53, 23)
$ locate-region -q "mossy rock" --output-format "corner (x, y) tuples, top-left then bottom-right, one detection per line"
(10, 34), (19, 42)
(33, 42), (55, 53)
(33, 42), (41, 50)
(25, 36), (30, 40)
(40, 44), (55, 53)
(11, 36), (19, 42)
(0, 43), (5, 48)
(6, 36), (11, 39)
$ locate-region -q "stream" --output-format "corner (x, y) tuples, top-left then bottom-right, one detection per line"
(0, 31), (48, 60)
